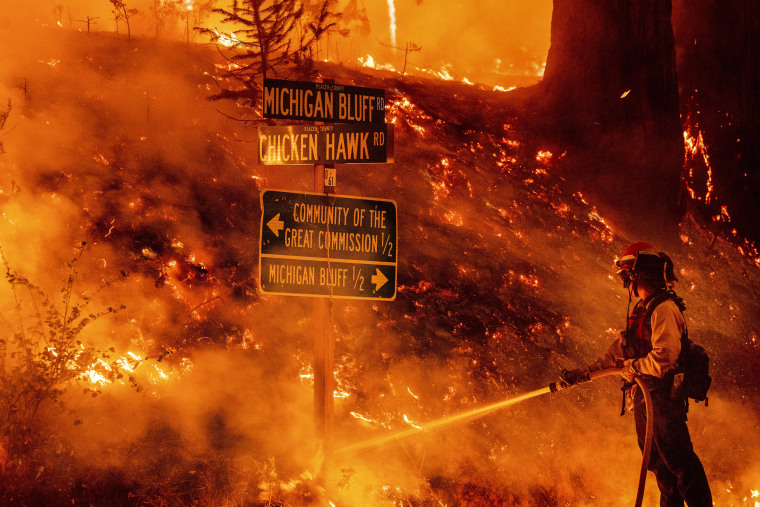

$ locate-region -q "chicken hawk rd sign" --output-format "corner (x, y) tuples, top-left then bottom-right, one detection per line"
(259, 189), (397, 300)
(257, 124), (394, 165)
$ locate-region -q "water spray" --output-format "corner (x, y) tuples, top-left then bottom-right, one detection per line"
(338, 367), (654, 507)
(549, 368), (653, 507)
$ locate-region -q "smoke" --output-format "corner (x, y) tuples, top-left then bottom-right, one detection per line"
(332, 0), (552, 87)
(9, 0), (553, 88)
(1, 2), (760, 505)
(0, 12), (323, 497)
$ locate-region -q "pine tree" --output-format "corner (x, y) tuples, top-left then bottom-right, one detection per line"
(202, 0), (339, 107)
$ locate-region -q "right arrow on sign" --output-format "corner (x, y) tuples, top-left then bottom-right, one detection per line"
(371, 268), (388, 292)
(267, 213), (284, 237)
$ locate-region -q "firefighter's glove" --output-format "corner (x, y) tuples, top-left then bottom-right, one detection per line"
(621, 359), (640, 383)
(559, 369), (589, 388)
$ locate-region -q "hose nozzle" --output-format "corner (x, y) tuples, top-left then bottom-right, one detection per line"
(549, 370), (592, 393)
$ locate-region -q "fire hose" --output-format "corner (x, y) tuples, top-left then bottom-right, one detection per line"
(338, 367), (654, 505)
(549, 368), (653, 507)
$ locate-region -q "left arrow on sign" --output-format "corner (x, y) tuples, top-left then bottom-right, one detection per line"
(371, 268), (388, 292)
(267, 213), (284, 237)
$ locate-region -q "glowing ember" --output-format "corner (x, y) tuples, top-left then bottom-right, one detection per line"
(358, 54), (397, 72)
(683, 126), (714, 203)
(535, 150), (553, 163)
(211, 28), (241, 48)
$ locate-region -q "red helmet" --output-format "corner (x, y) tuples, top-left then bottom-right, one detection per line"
(615, 242), (676, 289)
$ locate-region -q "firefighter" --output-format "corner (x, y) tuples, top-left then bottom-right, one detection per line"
(559, 242), (712, 506)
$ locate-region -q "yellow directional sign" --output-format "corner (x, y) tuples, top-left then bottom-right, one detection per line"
(259, 189), (397, 300)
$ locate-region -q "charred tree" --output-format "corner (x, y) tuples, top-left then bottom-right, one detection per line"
(0, 98), (10, 155)
(109, 0), (138, 41)
(673, 0), (760, 244)
(538, 0), (683, 239)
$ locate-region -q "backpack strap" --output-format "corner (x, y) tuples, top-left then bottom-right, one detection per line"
(643, 290), (684, 320)
(646, 291), (692, 386)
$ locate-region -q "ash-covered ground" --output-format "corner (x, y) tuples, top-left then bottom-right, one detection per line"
(1, 26), (759, 506)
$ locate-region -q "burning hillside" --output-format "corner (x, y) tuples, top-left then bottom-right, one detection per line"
(1, 18), (760, 507)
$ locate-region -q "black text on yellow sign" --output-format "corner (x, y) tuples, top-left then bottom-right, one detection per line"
(257, 124), (393, 165)
(263, 78), (385, 124)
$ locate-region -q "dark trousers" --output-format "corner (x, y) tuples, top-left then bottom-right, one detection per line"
(633, 387), (712, 507)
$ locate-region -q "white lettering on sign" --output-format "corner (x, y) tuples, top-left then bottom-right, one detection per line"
(264, 84), (380, 123)
(292, 203), (351, 226)
(288, 202), (388, 230)
(324, 132), (370, 161)
(369, 210), (386, 228)
(264, 86), (335, 120)
(265, 262), (353, 289)
(259, 133), (318, 164)
(317, 231), (379, 254)
(319, 267), (348, 287)
(268, 263), (315, 285)
(283, 228), (314, 249)
(337, 93), (375, 122)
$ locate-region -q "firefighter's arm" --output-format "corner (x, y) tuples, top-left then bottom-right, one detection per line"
(586, 336), (625, 372)
(561, 336), (624, 386)
(630, 301), (683, 378)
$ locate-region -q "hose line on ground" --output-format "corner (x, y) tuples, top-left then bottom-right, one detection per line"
(550, 368), (653, 507)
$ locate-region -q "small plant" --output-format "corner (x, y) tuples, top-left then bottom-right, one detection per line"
(0, 242), (131, 473)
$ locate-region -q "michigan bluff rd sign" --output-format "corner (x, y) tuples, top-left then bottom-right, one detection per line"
(263, 78), (385, 124)
(259, 190), (397, 300)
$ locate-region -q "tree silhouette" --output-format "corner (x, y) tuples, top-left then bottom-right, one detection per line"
(109, 0), (139, 41)
(0, 99), (11, 156)
(202, 0), (339, 107)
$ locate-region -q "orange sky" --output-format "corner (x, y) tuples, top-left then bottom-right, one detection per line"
(7, 0), (552, 87)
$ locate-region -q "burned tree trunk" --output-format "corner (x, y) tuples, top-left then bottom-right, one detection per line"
(673, 0), (760, 244)
(538, 0), (683, 239)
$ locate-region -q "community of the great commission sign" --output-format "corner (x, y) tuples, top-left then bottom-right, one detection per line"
(259, 190), (397, 300)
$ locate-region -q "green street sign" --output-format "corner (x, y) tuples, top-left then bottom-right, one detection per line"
(257, 124), (394, 165)
(260, 257), (396, 299)
(263, 78), (385, 124)
(259, 189), (397, 300)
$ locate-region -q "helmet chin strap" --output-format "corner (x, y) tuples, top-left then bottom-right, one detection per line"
(625, 282), (633, 336)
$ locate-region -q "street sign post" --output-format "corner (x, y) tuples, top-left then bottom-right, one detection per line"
(259, 189), (397, 300)
(257, 124), (394, 165)
(259, 77), (393, 490)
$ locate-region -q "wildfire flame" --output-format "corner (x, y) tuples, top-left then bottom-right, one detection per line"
(387, 0), (397, 46)
(682, 112), (760, 267)
(212, 28), (241, 48)
(683, 122), (714, 203)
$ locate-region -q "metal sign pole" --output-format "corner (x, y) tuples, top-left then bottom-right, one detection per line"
(313, 161), (334, 488)
(259, 76), (392, 497)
